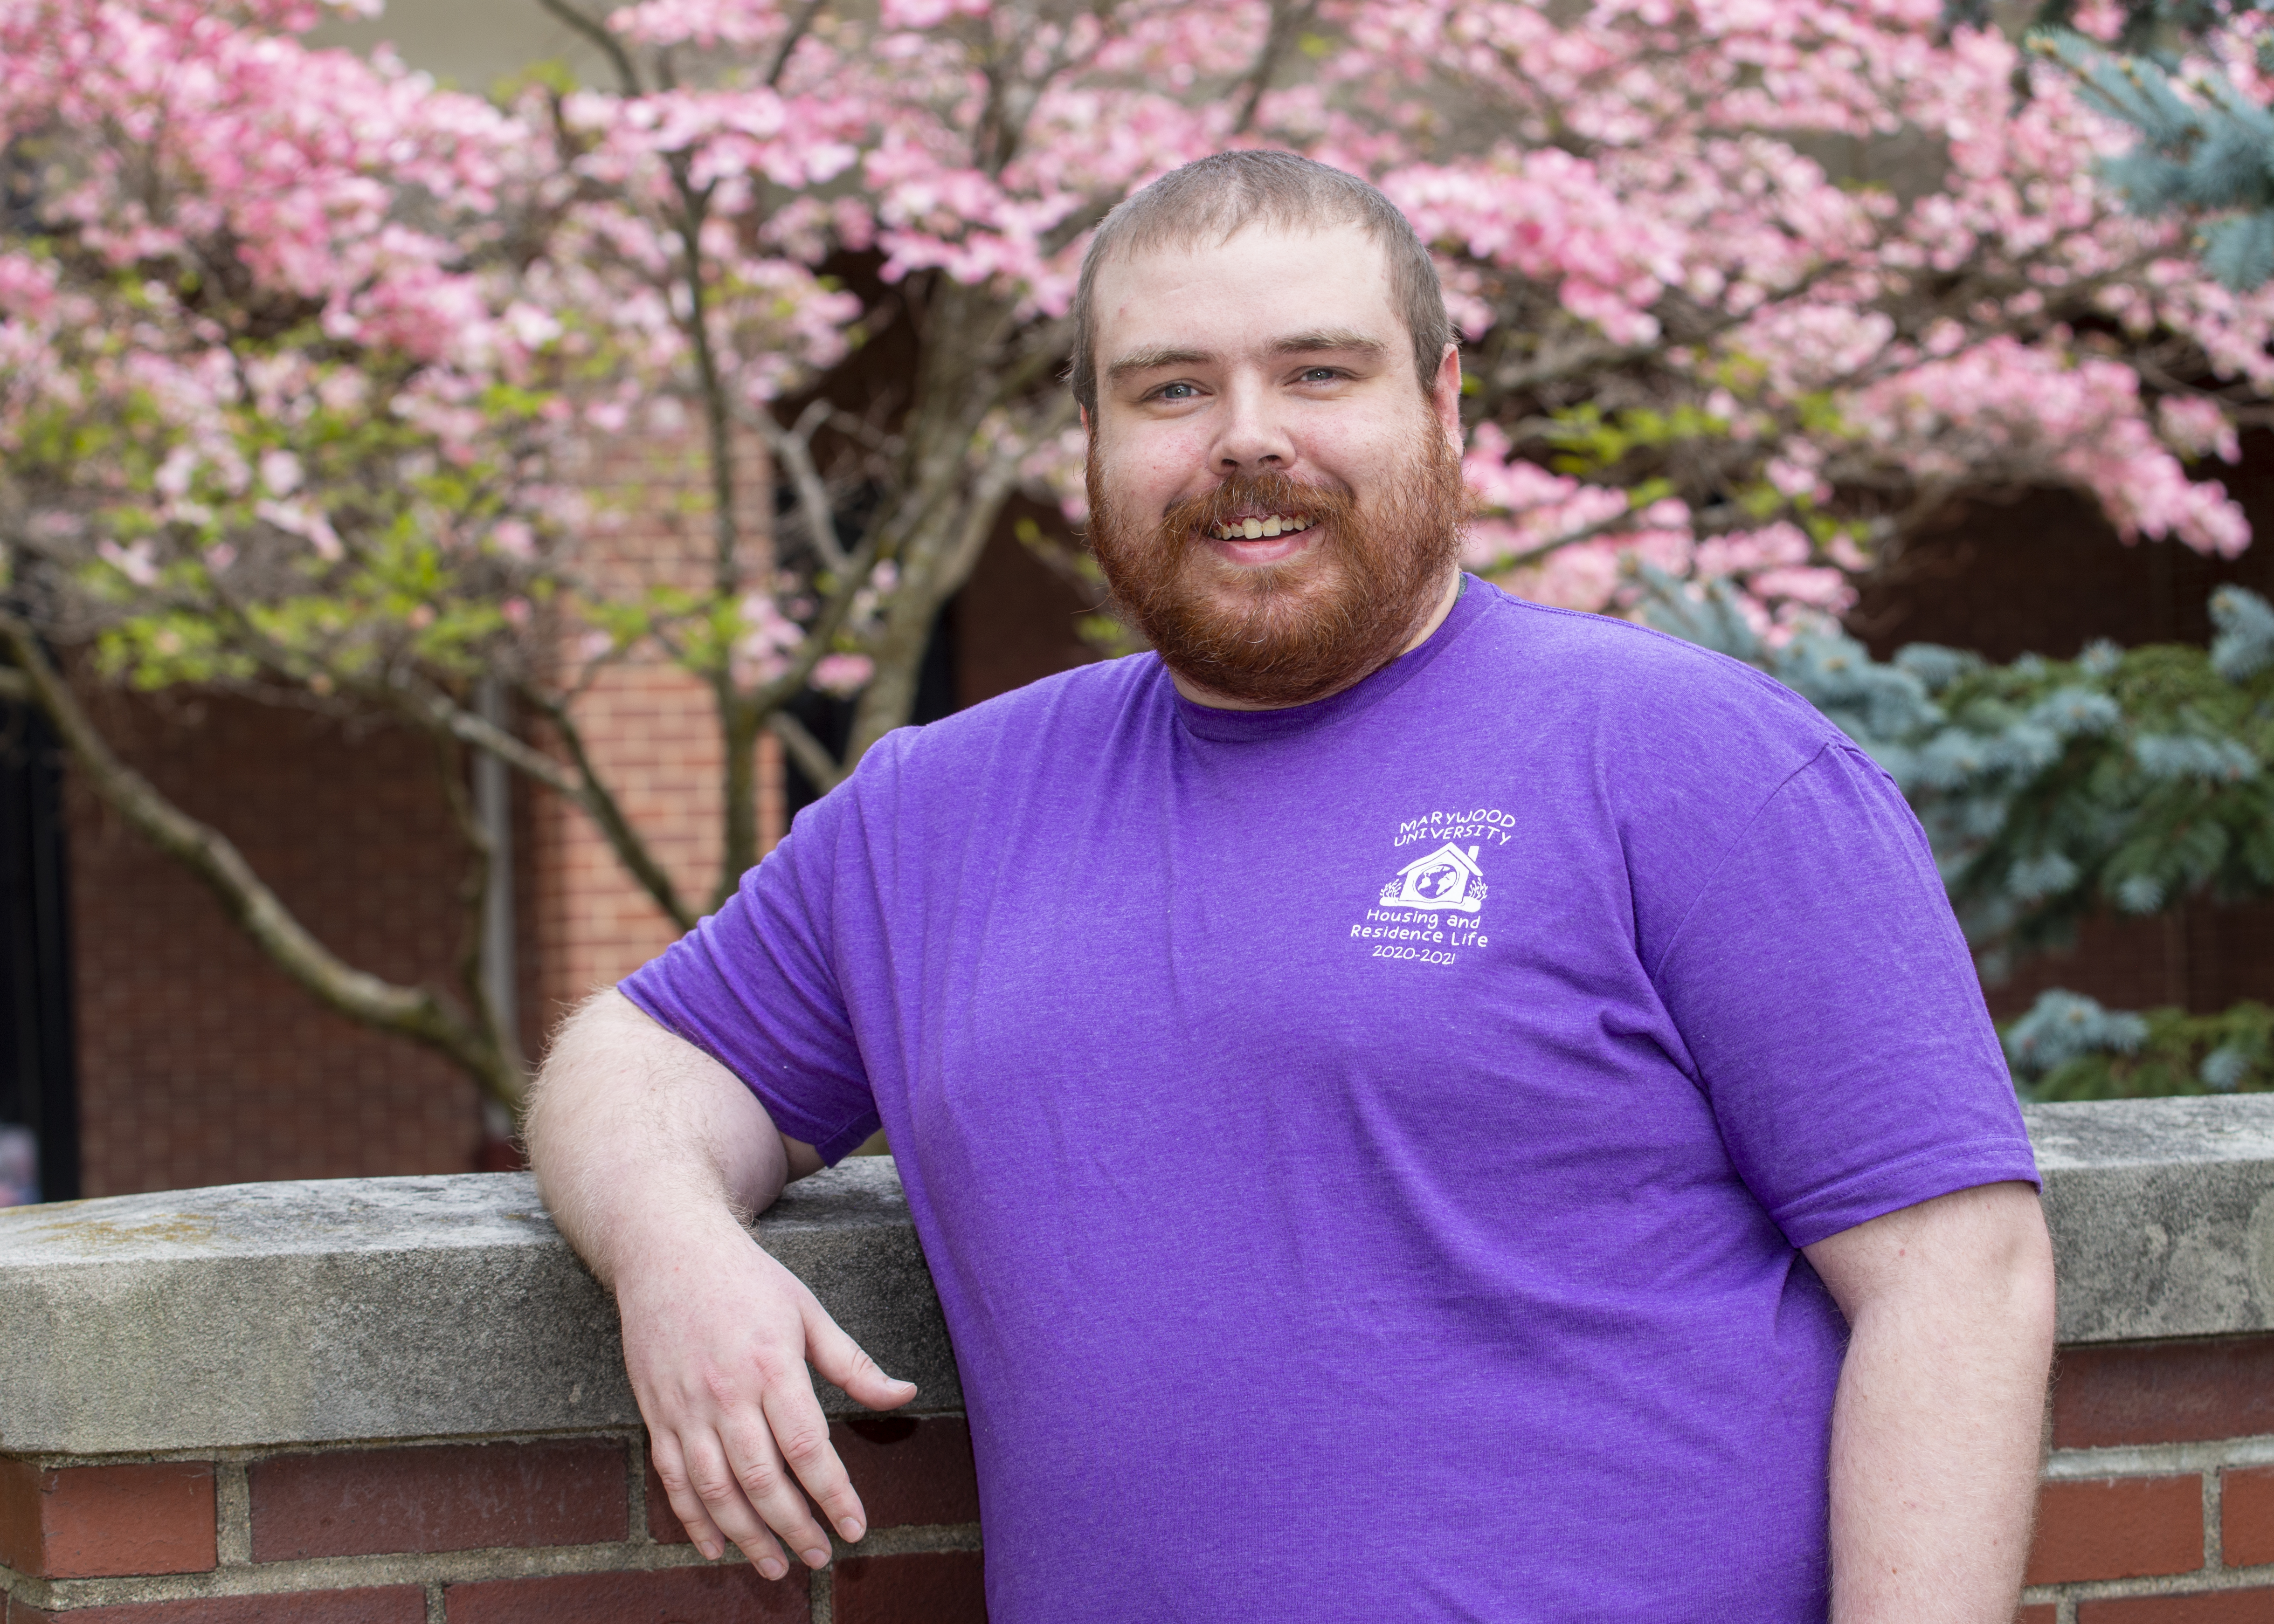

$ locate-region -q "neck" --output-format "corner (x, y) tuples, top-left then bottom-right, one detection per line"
(1168, 565), (1464, 712)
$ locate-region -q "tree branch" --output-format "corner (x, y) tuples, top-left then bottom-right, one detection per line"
(751, 398), (850, 571)
(766, 0), (828, 87)
(0, 616), (517, 1105)
(666, 159), (753, 604)
(1231, 0), (1321, 136)
(746, 530), (885, 718)
(534, 0), (645, 95)
(423, 719), (512, 1079)
(517, 684), (701, 931)
(767, 709), (845, 795)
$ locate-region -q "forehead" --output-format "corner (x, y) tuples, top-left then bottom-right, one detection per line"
(1090, 221), (1402, 363)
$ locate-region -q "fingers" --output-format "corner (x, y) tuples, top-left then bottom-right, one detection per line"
(793, 1299), (918, 1544)
(803, 1298), (921, 1415)
(722, 1386), (841, 1569)
(646, 1356), (865, 1576)
(649, 1428), (763, 1570)
(619, 1246), (915, 1578)
(671, 1417), (829, 1579)
(760, 1370), (869, 1547)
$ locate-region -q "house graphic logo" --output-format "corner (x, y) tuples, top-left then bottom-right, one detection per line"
(1379, 840), (1487, 914)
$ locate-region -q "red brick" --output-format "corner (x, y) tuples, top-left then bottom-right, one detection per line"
(66, 695), (496, 1196)
(2054, 1337), (2274, 1450)
(2079, 1591), (2274, 1623)
(3, 1589), (423, 1622)
(0, 1459), (36, 1574)
(2224, 1465), (2274, 1568)
(0, 1460), (215, 1578)
(2018, 1609), (2057, 1624)
(249, 1441), (625, 1561)
(833, 1551), (985, 1624)
(831, 1418), (981, 1529)
(2027, 1476), (2204, 1585)
(443, 1567), (806, 1623)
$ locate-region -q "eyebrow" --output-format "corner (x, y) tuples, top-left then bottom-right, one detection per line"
(1105, 329), (1389, 385)
(1270, 329), (1387, 358)
(1106, 346), (1212, 382)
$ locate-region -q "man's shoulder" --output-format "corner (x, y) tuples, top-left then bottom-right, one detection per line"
(863, 652), (1167, 778)
(1461, 584), (1840, 752)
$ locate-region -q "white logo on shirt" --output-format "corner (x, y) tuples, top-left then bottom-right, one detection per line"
(1352, 828), (1493, 964)
(1378, 840), (1488, 914)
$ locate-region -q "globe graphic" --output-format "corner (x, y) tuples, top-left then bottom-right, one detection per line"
(1416, 861), (1461, 900)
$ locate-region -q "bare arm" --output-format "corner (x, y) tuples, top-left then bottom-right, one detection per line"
(1804, 1180), (2056, 1624)
(524, 989), (914, 1579)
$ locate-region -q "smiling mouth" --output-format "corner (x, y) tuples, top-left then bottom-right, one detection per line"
(1206, 514), (1315, 541)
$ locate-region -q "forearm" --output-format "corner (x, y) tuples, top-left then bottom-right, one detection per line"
(525, 988), (790, 1288)
(1812, 1184), (2056, 1623)
(525, 988), (912, 1576)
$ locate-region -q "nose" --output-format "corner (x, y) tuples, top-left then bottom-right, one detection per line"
(1210, 375), (1295, 476)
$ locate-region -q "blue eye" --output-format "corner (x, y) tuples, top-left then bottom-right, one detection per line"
(1300, 368), (1339, 382)
(1157, 382), (1197, 399)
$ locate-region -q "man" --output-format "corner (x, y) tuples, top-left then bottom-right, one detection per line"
(527, 151), (2056, 1622)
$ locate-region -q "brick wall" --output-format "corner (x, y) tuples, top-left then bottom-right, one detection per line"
(523, 664), (786, 1027)
(2021, 1336), (2274, 1619)
(60, 419), (786, 1195)
(65, 695), (507, 1197)
(11, 1118), (2273, 1624)
(525, 424), (785, 1035)
(11, 1337), (2274, 1621)
(0, 1421), (981, 1623)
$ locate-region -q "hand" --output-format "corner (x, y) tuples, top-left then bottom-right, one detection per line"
(618, 1208), (919, 1578)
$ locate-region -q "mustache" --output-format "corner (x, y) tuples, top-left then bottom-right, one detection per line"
(1155, 470), (1357, 545)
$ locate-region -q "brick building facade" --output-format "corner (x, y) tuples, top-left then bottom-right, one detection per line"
(25, 468), (2271, 1200)
(7, 440), (1092, 1199)
(4, 2), (2270, 1201)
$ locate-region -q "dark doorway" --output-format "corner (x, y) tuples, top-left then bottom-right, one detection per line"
(783, 605), (960, 824)
(0, 702), (77, 1203)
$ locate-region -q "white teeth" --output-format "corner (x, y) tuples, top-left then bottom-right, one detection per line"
(1209, 514), (1311, 540)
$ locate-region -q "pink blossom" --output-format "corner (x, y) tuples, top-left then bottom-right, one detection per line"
(2159, 395), (2241, 465)
(9, 0), (2273, 676)
(811, 652), (876, 695)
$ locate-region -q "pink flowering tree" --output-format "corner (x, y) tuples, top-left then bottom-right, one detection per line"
(0, 0), (579, 1101)
(1371, 0), (2274, 634)
(2, 0), (2268, 1103)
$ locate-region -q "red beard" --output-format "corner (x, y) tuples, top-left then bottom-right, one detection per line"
(1085, 420), (1468, 707)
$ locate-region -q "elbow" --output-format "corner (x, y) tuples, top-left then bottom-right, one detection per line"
(1953, 1186), (2059, 1384)
(2006, 1193), (2060, 1360)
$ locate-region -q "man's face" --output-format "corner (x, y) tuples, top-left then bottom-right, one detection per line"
(1084, 220), (1468, 708)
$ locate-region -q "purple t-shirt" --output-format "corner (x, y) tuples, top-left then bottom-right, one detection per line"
(622, 577), (2037, 1622)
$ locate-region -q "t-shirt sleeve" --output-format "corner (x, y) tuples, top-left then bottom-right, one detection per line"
(616, 794), (882, 1165)
(1649, 740), (2039, 1249)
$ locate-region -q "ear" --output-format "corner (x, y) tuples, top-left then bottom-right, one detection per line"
(1430, 342), (1462, 454)
(1079, 404), (1091, 434)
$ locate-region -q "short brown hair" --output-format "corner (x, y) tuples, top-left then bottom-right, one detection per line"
(1068, 150), (1454, 414)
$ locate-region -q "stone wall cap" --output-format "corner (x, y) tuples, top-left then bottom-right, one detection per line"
(14, 1099), (2274, 1456)
(2022, 1094), (2274, 1345)
(0, 1159), (952, 1459)
(0, 1158), (909, 1270)
(2025, 1094), (2274, 1171)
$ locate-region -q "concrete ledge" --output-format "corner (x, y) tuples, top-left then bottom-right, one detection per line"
(0, 1159), (959, 1457)
(7, 1098), (2274, 1458)
(2026, 1094), (2274, 1344)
